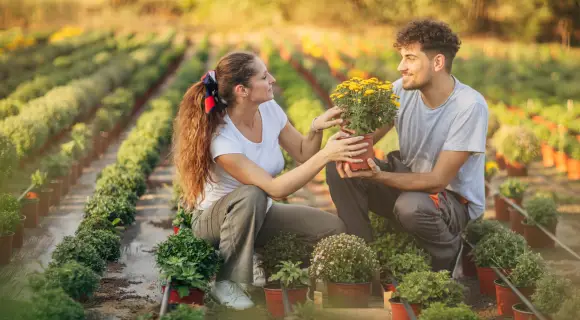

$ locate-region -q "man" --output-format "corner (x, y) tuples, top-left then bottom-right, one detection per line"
(326, 19), (488, 273)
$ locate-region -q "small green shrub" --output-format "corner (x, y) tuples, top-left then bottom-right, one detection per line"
(419, 302), (479, 320)
(268, 260), (309, 289)
(506, 250), (546, 288)
(257, 232), (312, 278)
(76, 229), (121, 262)
(85, 194), (136, 226)
(531, 273), (573, 315)
(0, 134), (17, 183)
(384, 252), (431, 281)
(499, 178), (527, 199)
(97, 164), (146, 197)
(523, 194), (559, 227)
(396, 270), (464, 307)
(500, 126), (541, 164)
(27, 287), (86, 320)
(76, 215), (117, 234)
(464, 219), (504, 245)
(93, 183), (139, 205)
(29, 261), (99, 301)
(473, 229), (527, 269)
(50, 236), (106, 274)
(553, 290), (580, 320)
(159, 304), (204, 320)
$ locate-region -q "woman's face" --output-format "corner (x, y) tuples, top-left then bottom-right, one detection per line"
(244, 58), (276, 104)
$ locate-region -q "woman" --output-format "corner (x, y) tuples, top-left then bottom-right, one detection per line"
(173, 51), (369, 310)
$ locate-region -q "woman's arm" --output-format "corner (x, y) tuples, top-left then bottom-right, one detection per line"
(279, 106), (344, 163)
(216, 132), (368, 199)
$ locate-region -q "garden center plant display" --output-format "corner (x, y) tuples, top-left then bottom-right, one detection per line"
(329, 77), (399, 170)
(309, 233), (379, 308)
(522, 194), (560, 248)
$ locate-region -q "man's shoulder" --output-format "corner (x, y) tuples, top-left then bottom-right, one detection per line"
(453, 78), (488, 110)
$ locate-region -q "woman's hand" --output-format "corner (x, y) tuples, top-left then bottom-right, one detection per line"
(312, 106), (344, 132)
(321, 131), (369, 163)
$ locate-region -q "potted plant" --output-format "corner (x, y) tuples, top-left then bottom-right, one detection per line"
(522, 194), (559, 248)
(553, 290), (580, 320)
(382, 252), (430, 291)
(565, 139), (579, 180)
(329, 77), (399, 171)
(418, 302), (479, 320)
(71, 123), (93, 167)
(500, 126), (540, 176)
(462, 219), (504, 277)
(27, 287), (86, 320)
(257, 232), (312, 281)
(154, 231), (222, 306)
(20, 191), (39, 228)
(0, 134), (17, 189)
(0, 194), (20, 265)
(50, 235), (106, 275)
(495, 178), (527, 222)
(265, 260), (310, 318)
(29, 261), (100, 302)
(158, 304), (205, 320)
(172, 204), (192, 235)
(513, 273), (573, 319)
(393, 270), (465, 320)
(41, 153), (71, 205)
(31, 170), (52, 217)
(84, 194), (136, 226)
(494, 250), (545, 317)
(472, 228), (527, 296)
(533, 125), (554, 168)
(309, 233), (379, 308)
(75, 229), (121, 262)
(0, 193), (24, 250)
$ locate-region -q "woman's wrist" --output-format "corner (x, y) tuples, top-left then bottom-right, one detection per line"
(310, 117), (322, 133)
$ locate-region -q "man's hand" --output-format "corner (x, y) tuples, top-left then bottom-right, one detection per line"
(336, 158), (382, 178)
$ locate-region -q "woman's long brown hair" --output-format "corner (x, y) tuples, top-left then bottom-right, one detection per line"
(172, 51), (258, 209)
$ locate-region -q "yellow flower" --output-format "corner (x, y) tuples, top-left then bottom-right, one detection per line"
(394, 101), (400, 108)
(364, 89), (375, 96)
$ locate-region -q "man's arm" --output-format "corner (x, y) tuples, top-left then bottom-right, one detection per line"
(340, 150), (471, 194)
(371, 122), (394, 145)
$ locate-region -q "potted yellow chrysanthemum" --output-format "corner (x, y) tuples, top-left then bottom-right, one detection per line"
(330, 77), (399, 171)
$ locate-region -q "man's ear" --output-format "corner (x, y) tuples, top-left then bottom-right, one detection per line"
(433, 53), (446, 72)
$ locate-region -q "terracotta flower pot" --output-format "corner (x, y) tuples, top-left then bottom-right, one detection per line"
(512, 303), (541, 320)
(161, 285), (204, 306)
(327, 281), (371, 308)
(264, 285), (308, 318)
(12, 216), (26, 249)
(506, 161), (528, 177)
(541, 144), (555, 167)
(38, 188), (52, 216)
(509, 207), (525, 235)
(567, 158), (580, 180)
(555, 151), (568, 172)
(342, 133), (374, 171)
(494, 195), (509, 221)
(0, 232), (14, 265)
(477, 267), (502, 296)
(389, 297), (421, 320)
(495, 280), (534, 317)
(49, 180), (62, 207)
(523, 222), (557, 248)
(21, 198), (39, 228)
(496, 152), (506, 170)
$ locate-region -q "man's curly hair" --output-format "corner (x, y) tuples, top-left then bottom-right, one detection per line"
(394, 19), (461, 73)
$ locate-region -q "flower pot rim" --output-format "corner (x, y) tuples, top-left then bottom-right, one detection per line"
(264, 283), (309, 291)
(388, 296), (419, 305)
(0, 231), (15, 238)
(328, 281), (372, 285)
(521, 219), (558, 228)
(512, 303), (534, 314)
(21, 197), (40, 204)
(493, 278), (532, 289)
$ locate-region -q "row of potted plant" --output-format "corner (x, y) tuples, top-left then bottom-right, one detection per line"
(6, 36), (195, 320)
(0, 30), (176, 162)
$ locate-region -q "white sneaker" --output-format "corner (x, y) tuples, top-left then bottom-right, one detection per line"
(210, 280), (255, 310)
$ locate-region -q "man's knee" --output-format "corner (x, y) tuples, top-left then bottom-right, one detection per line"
(393, 192), (432, 232)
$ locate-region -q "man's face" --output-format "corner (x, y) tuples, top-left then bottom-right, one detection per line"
(397, 42), (434, 90)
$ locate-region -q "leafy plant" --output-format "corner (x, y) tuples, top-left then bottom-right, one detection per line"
(499, 178), (528, 199)
(330, 77), (399, 134)
(31, 170), (48, 188)
(523, 194), (559, 227)
(84, 194), (136, 226)
(384, 252), (431, 281)
(268, 260), (309, 289)
(553, 290), (580, 320)
(500, 126), (541, 164)
(75, 229), (121, 262)
(172, 204), (193, 228)
(257, 232), (312, 278)
(531, 273), (573, 316)
(50, 236), (106, 274)
(154, 231), (221, 294)
(93, 183), (139, 205)
(396, 270), (465, 308)
(159, 304), (205, 320)
(0, 208), (20, 235)
(506, 250), (545, 288)
(76, 215), (118, 235)
(0, 192), (20, 213)
(309, 233), (379, 283)
(464, 218), (504, 245)
(41, 153), (71, 179)
(0, 134), (17, 183)
(26, 288), (86, 320)
(97, 164), (146, 197)
(419, 302), (479, 320)
(29, 261), (100, 301)
(473, 228), (527, 269)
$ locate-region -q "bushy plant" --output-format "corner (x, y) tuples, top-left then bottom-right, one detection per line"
(553, 290), (580, 320)
(0, 208), (20, 235)
(50, 236), (106, 274)
(499, 178), (527, 199)
(172, 205), (193, 229)
(473, 229), (527, 269)
(309, 233), (379, 283)
(0, 134), (17, 183)
(464, 218), (504, 245)
(500, 126), (540, 164)
(0, 192), (20, 213)
(159, 304), (205, 320)
(384, 252), (431, 281)
(29, 261), (100, 301)
(418, 302), (479, 320)
(31, 170), (48, 189)
(257, 232), (312, 278)
(75, 229), (121, 262)
(396, 270), (464, 307)
(97, 164), (146, 197)
(26, 288), (86, 320)
(84, 194), (136, 226)
(76, 215), (118, 234)
(330, 77), (399, 135)
(523, 194), (559, 227)
(154, 231), (221, 294)
(531, 273), (573, 316)
(506, 250), (546, 288)
(268, 260), (309, 289)
(41, 153), (71, 179)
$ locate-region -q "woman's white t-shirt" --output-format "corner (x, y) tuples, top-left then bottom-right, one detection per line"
(196, 99), (288, 211)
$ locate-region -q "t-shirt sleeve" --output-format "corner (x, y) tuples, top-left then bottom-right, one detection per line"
(442, 102), (488, 153)
(210, 133), (243, 161)
(269, 99), (289, 132)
